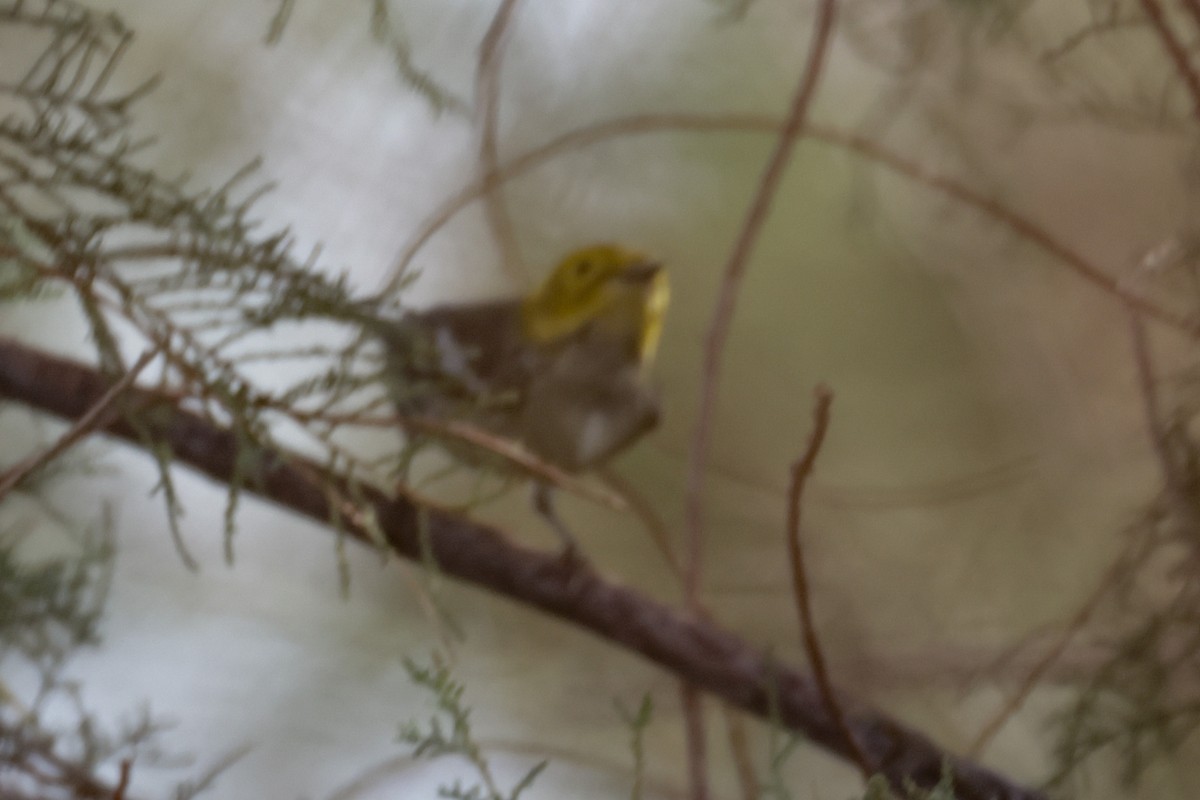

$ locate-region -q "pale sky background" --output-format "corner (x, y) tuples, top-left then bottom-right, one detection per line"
(3, 1), (1198, 798)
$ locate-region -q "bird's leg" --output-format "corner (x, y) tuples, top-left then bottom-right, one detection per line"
(532, 482), (584, 565)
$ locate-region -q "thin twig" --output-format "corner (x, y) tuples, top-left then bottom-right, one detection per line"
(1127, 304), (1200, 527)
(1127, 301), (1200, 561)
(112, 758), (132, 800)
(679, 682), (709, 800)
(785, 386), (871, 776)
(595, 465), (683, 582)
(721, 704), (760, 800)
(384, 110), (1199, 330)
(818, 455), (1033, 511)
(970, 303), (1200, 755)
(1184, 0), (1200, 34)
(808, 124), (1196, 335)
(407, 415), (628, 511)
(597, 466), (757, 800)
(475, 0), (526, 284)
(0, 346), (157, 501)
(967, 551), (1126, 757)
(1040, 15), (1142, 64)
(1138, 0), (1200, 123)
(683, 0), (838, 605)
(264, 0), (295, 45)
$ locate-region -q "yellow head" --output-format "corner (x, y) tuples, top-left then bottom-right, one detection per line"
(520, 244), (669, 365)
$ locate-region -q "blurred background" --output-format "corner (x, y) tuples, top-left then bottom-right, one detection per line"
(2, 0), (1197, 797)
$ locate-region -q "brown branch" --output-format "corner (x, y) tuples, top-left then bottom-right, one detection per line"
(785, 386), (871, 776)
(0, 336), (1048, 800)
(474, 0), (526, 284)
(385, 113), (1198, 335)
(0, 346), (157, 501)
(112, 758), (132, 800)
(1138, 0), (1200, 123)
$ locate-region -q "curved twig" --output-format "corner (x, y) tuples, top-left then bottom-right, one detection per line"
(384, 113), (1197, 336)
(784, 386), (872, 775)
(1138, 0), (1200, 123)
(474, 0), (526, 284)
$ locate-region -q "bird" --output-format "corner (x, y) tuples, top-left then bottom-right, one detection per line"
(373, 243), (669, 554)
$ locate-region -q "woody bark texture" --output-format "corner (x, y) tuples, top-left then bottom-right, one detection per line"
(0, 336), (1045, 800)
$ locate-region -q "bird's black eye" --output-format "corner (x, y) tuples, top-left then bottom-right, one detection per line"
(575, 260), (593, 277)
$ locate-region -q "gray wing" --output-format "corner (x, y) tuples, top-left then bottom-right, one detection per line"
(376, 299), (535, 417)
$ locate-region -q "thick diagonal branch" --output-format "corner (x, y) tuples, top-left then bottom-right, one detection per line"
(0, 337), (1044, 800)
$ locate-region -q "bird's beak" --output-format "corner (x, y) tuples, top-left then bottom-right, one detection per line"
(621, 260), (664, 283)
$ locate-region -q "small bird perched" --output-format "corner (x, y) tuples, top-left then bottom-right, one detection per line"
(374, 244), (669, 551)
